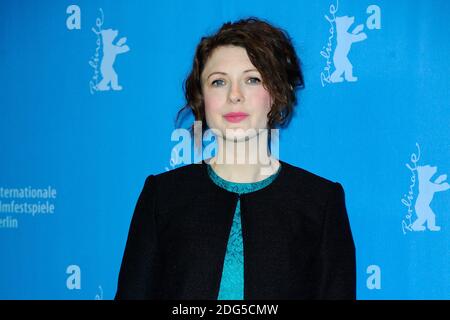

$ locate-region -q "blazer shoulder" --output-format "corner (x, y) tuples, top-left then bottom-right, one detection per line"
(279, 160), (344, 205)
(281, 160), (339, 187)
(143, 162), (204, 191)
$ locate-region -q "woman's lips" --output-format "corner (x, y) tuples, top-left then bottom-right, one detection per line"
(224, 112), (249, 123)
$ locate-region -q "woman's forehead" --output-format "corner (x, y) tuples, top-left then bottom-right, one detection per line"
(202, 46), (257, 75)
(207, 46), (249, 63)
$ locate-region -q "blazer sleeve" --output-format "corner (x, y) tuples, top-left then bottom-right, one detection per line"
(317, 182), (356, 300)
(115, 175), (162, 300)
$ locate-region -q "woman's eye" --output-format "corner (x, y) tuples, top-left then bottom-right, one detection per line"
(211, 77), (261, 87)
(247, 77), (261, 84)
(211, 79), (225, 87)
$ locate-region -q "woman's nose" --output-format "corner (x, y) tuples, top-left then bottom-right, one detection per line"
(228, 83), (244, 104)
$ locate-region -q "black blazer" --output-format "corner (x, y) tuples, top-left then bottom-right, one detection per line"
(115, 159), (356, 300)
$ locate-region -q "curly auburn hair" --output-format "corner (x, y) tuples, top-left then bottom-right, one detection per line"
(175, 16), (305, 141)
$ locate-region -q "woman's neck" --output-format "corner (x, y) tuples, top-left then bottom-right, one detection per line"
(207, 135), (280, 183)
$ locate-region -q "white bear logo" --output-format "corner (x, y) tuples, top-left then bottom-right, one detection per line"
(330, 15), (367, 83)
(411, 165), (450, 231)
(96, 28), (130, 91)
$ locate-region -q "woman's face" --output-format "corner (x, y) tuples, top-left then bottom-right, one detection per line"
(201, 45), (273, 142)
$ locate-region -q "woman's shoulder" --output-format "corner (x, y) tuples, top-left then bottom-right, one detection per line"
(279, 160), (340, 188)
(277, 160), (345, 205)
(143, 161), (206, 188)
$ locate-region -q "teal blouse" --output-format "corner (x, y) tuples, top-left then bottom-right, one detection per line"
(206, 163), (282, 300)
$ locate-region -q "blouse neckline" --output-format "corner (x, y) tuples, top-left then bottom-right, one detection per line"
(206, 162), (282, 195)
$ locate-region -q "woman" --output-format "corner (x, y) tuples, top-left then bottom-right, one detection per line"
(115, 17), (356, 300)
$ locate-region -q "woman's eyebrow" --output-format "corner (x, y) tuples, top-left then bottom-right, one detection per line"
(206, 69), (259, 80)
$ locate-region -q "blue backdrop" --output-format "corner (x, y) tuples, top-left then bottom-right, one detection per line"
(0, 0), (449, 300)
